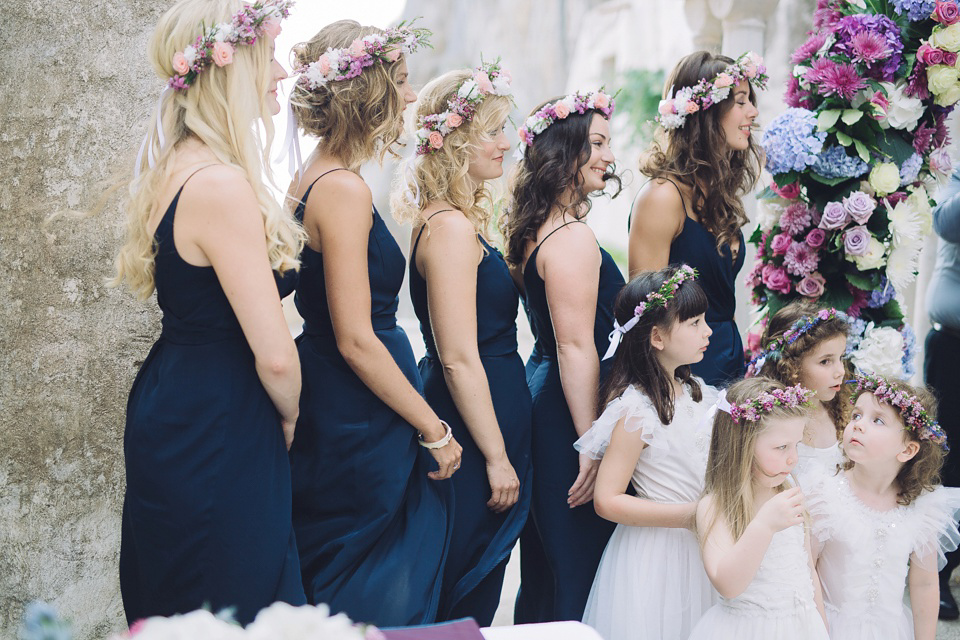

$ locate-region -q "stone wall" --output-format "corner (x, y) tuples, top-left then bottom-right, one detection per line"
(1, 1), (164, 637)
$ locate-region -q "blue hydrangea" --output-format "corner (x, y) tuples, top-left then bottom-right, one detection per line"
(891, 0), (936, 21)
(20, 602), (71, 640)
(846, 317), (868, 355)
(902, 324), (917, 378)
(812, 145), (870, 180)
(867, 276), (896, 308)
(762, 108), (827, 175)
(900, 153), (923, 186)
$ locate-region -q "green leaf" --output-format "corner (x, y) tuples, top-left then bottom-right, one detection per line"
(845, 271), (876, 291)
(881, 298), (904, 322)
(853, 139), (871, 163)
(818, 109), (843, 132)
(841, 109), (864, 125)
(810, 172), (852, 187)
(836, 131), (853, 147)
(821, 286), (854, 314)
(749, 226), (764, 244)
(773, 171), (800, 188)
(756, 186), (777, 201)
(874, 129), (917, 166)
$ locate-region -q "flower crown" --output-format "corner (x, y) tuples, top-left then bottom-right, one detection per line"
(602, 265), (698, 361)
(717, 384), (817, 424)
(852, 374), (948, 451)
(746, 308), (849, 375)
(415, 60), (513, 156)
(296, 22), (431, 91)
(168, 0), (294, 91)
(516, 89), (616, 159)
(656, 51), (768, 130)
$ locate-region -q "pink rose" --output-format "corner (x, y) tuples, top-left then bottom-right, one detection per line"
(385, 47), (402, 63)
(475, 72), (494, 94)
(684, 101), (700, 114)
(946, 51), (958, 66)
(348, 38), (366, 57)
(761, 264), (792, 295)
(805, 228), (827, 249)
(658, 99), (675, 115)
(172, 51), (190, 75)
(746, 328), (763, 354)
(445, 113), (463, 128)
(554, 102), (571, 119)
(771, 232), (792, 256)
(317, 53), (332, 75)
(920, 44), (945, 66)
(797, 273), (826, 298)
(714, 72), (734, 88)
(746, 261), (763, 287)
(212, 41), (234, 67)
(771, 181), (800, 200)
(593, 92), (610, 109)
(935, 0), (960, 24)
(262, 18), (282, 39)
(744, 63), (758, 78)
(428, 131), (444, 149)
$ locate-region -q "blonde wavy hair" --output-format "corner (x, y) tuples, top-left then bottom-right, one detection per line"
(391, 69), (512, 234)
(702, 377), (811, 542)
(290, 20), (408, 171)
(112, 0), (303, 300)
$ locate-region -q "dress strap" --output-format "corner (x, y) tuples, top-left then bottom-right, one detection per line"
(411, 208), (455, 263)
(628, 177), (690, 233)
(523, 220), (584, 275)
(157, 164), (218, 233)
(300, 167), (351, 207)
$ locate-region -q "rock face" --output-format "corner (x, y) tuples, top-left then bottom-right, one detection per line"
(1, 1), (164, 637)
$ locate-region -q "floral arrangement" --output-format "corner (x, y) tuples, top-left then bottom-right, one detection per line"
(169, 0), (293, 91)
(656, 51), (769, 129)
(415, 59), (513, 155)
(297, 22), (431, 91)
(746, 307), (848, 374)
(719, 384), (817, 424)
(852, 373), (948, 449)
(516, 89), (615, 158)
(749, 0), (960, 378)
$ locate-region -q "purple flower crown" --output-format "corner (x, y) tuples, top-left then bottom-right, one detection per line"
(656, 51), (768, 130)
(168, 0), (294, 91)
(852, 374), (948, 450)
(726, 384), (817, 424)
(516, 88), (616, 159)
(747, 307), (849, 375)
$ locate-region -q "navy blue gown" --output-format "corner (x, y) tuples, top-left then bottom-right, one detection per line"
(409, 216), (532, 626)
(289, 170), (453, 627)
(120, 176), (306, 626)
(514, 221), (625, 623)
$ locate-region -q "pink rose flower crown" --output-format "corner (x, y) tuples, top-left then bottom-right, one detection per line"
(745, 307), (850, 376)
(295, 21), (431, 91)
(719, 384), (817, 424)
(516, 88), (616, 159)
(656, 51), (768, 130)
(168, 0), (294, 91)
(415, 59), (514, 156)
(852, 373), (948, 451)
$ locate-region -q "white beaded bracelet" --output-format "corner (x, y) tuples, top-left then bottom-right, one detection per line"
(418, 420), (453, 449)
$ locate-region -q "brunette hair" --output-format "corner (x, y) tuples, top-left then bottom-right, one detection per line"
(599, 266), (707, 423)
(846, 382), (945, 506)
(758, 301), (852, 431)
(640, 50), (762, 253)
(500, 100), (622, 267)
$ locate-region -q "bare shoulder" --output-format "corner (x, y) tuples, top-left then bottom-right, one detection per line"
(306, 168), (371, 212)
(180, 164), (259, 226)
(633, 178), (686, 220)
(539, 221), (600, 270)
(425, 208), (475, 240)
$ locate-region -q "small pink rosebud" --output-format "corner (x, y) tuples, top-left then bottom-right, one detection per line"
(348, 38), (366, 57)
(172, 51), (190, 75)
(593, 92), (610, 109)
(475, 72), (494, 94)
(317, 53), (331, 75)
(714, 72), (734, 88)
(684, 101), (699, 114)
(385, 47), (402, 63)
(212, 41), (234, 67)
(428, 131), (444, 149)
(553, 102), (571, 119)
(445, 113), (463, 128)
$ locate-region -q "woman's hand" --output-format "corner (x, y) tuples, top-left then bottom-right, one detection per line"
(425, 434), (463, 481)
(568, 453), (600, 508)
(486, 454), (521, 513)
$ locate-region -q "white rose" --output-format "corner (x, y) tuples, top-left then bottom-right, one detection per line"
(847, 237), (886, 270)
(213, 23), (232, 42)
(932, 23), (960, 53)
(882, 81), (924, 131)
(183, 45), (197, 65)
(458, 79), (478, 99)
(492, 76), (511, 95)
(850, 325), (905, 378)
(757, 200), (784, 232)
(935, 83), (960, 107)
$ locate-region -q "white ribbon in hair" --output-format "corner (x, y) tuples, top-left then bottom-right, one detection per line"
(401, 153), (422, 209)
(134, 86), (171, 179)
(275, 98), (303, 183)
(700, 388), (733, 433)
(601, 315), (642, 361)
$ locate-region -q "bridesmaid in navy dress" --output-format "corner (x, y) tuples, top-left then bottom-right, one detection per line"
(629, 51), (765, 386)
(391, 63), (532, 626)
(115, 0), (305, 625)
(285, 20), (462, 627)
(501, 90), (624, 622)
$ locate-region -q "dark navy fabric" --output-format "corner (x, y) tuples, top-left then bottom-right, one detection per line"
(289, 172), (453, 626)
(514, 222), (624, 622)
(120, 180), (306, 626)
(409, 221), (532, 625)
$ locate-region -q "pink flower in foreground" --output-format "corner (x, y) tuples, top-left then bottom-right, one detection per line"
(850, 31), (890, 64)
(554, 102), (571, 119)
(935, 0), (960, 25)
(784, 241), (820, 277)
(779, 203), (815, 236)
(816, 61), (867, 100)
(445, 113), (463, 128)
(385, 47), (402, 63)
(797, 272), (826, 298)
(348, 38), (366, 57)
(428, 131), (444, 149)
(212, 41), (234, 67)
(791, 32), (827, 64)
(771, 232), (792, 256)
(262, 18), (282, 39)
(172, 52), (190, 75)
(771, 181), (800, 200)
(762, 264), (793, 295)
(594, 92), (610, 109)
(805, 228), (827, 249)
(475, 71), (494, 93)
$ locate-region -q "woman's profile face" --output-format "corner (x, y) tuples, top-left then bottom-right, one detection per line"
(394, 58), (417, 111)
(267, 42), (288, 116)
(719, 80), (758, 151)
(576, 113), (615, 193)
(467, 118), (511, 183)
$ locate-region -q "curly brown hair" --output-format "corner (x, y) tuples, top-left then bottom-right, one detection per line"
(640, 51), (762, 253)
(845, 382), (945, 506)
(757, 301), (852, 432)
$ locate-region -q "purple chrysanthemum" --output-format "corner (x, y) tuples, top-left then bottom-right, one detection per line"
(784, 241), (820, 277)
(780, 203), (815, 236)
(785, 75), (816, 109)
(792, 32), (828, 64)
(850, 31), (891, 64)
(814, 60), (867, 100)
(814, 0), (844, 29)
(913, 121), (936, 154)
(833, 14), (905, 81)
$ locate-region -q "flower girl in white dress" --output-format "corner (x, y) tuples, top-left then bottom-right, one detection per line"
(690, 376), (829, 640)
(576, 265), (718, 640)
(806, 374), (960, 640)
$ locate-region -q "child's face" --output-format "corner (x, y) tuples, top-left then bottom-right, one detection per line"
(798, 334), (847, 403)
(752, 416), (806, 488)
(843, 392), (914, 465)
(659, 313), (712, 368)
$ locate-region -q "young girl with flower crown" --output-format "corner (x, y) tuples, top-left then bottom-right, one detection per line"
(690, 376), (829, 640)
(805, 375), (960, 640)
(573, 264), (717, 640)
(749, 301), (851, 483)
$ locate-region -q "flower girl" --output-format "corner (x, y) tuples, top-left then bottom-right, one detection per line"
(807, 374), (960, 639)
(689, 377), (829, 639)
(576, 264), (718, 640)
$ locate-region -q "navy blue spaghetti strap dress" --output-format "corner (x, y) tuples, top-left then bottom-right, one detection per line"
(289, 171), (453, 627)
(408, 217), (532, 626)
(514, 221), (624, 623)
(120, 177), (306, 626)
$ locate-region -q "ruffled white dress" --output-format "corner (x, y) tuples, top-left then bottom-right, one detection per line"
(806, 470), (960, 640)
(686, 522), (829, 640)
(794, 441), (843, 488)
(575, 381), (719, 640)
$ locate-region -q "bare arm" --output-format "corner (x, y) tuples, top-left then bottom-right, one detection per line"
(305, 171), (462, 479)
(908, 553), (939, 640)
(627, 181), (686, 278)
(420, 211), (519, 512)
(806, 524), (827, 627)
(593, 415), (696, 527)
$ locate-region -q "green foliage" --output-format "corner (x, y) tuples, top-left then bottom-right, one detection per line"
(617, 68), (667, 147)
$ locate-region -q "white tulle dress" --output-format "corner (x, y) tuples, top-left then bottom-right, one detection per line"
(686, 522), (829, 640)
(574, 380), (719, 640)
(806, 470), (960, 640)
(794, 441), (843, 488)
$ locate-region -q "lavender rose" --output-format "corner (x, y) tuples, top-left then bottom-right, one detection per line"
(842, 191), (877, 224)
(843, 225), (872, 256)
(806, 228), (827, 249)
(819, 201), (850, 230)
(797, 272), (826, 297)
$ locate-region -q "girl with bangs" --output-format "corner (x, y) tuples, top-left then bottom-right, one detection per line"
(575, 265), (718, 640)
(285, 20), (461, 626)
(629, 51), (766, 386)
(391, 61), (532, 626)
(501, 90), (624, 623)
(113, 0), (306, 624)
